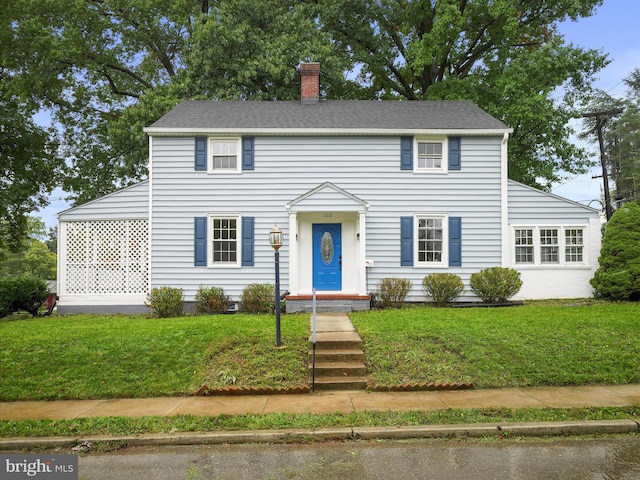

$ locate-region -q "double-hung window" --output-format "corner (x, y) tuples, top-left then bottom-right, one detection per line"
(513, 226), (586, 266)
(416, 215), (448, 266)
(514, 229), (534, 264)
(210, 139), (240, 172)
(565, 229), (584, 262)
(210, 216), (239, 265)
(415, 137), (447, 173)
(540, 229), (559, 264)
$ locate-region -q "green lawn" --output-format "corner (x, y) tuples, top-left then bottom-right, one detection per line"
(351, 301), (640, 388)
(1, 301), (639, 402)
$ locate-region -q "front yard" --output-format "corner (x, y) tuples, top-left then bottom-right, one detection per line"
(1, 301), (639, 402)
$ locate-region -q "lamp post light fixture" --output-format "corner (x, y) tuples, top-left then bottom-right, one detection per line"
(269, 224), (283, 347)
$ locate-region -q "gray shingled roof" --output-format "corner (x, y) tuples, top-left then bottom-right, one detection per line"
(147, 100), (510, 131)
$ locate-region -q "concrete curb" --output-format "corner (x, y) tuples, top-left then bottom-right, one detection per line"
(1, 420), (638, 450)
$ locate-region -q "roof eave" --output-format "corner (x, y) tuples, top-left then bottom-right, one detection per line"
(143, 127), (513, 136)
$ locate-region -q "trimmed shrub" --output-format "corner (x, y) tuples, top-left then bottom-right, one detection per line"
(422, 273), (464, 307)
(376, 277), (412, 309)
(0, 275), (50, 317)
(145, 286), (184, 318)
(241, 283), (275, 314)
(470, 267), (522, 303)
(591, 202), (640, 300)
(195, 286), (232, 314)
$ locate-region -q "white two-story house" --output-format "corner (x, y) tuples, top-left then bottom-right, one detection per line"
(57, 63), (601, 313)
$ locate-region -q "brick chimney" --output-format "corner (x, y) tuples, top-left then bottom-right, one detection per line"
(300, 62), (320, 104)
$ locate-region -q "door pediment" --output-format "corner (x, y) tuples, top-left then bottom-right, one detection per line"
(286, 182), (370, 213)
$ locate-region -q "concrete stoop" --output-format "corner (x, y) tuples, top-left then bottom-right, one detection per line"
(309, 331), (368, 391)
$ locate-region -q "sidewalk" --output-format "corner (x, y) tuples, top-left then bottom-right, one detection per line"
(2, 384), (640, 421)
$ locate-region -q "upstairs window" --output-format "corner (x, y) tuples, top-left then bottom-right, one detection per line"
(415, 137), (447, 173)
(210, 139), (240, 172)
(417, 142), (443, 169)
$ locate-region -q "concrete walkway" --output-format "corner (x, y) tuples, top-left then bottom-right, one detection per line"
(2, 384), (640, 421)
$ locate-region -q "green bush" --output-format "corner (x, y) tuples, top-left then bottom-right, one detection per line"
(240, 283), (275, 314)
(470, 267), (522, 303)
(0, 275), (50, 317)
(145, 286), (184, 318)
(0, 279), (13, 318)
(376, 277), (412, 309)
(591, 202), (640, 300)
(195, 286), (232, 314)
(422, 273), (464, 307)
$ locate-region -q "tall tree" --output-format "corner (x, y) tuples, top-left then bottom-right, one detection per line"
(4, 0), (610, 208)
(0, 97), (61, 253)
(314, 0), (608, 188)
(580, 69), (640, 210)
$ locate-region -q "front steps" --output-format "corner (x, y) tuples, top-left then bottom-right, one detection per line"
(308, 329), (367, 391)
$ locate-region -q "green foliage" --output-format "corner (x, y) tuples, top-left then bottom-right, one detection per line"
(195, 286), (232, 314)
(422, 273), (464, 307)
(0, 95), (62, 251)
(591, 203), (640, 300)
(240, 283), (275, 314)
(3, 0), (609, 207)
(376, 277), (412, 309)
(0, 275), (50, 317)
(470, 267), (522, 303)
(145, 286), (184, 318)
(581, 69), (640, 207)
(316, 0), (607, 188)
(0, 218), (57, 279)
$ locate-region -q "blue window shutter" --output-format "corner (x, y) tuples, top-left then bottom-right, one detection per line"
(194, 217), (207, 266)
(449, 216), (462, 267)
(400, 216), (413, 266)
(242, 137), (254, 171)
(194, 137), (207, 171)
(241, 217), (255, 266)
(400, 136), (413, 171)
(448, 136), (461, 171)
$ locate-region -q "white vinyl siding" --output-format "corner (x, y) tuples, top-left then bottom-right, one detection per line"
(58, 182), (149, 221)
(150, 135), (503, 303)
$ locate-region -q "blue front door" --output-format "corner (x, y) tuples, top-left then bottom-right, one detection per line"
(313, 224), (342, 291)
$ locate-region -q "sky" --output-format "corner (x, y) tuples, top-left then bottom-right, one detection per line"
(36, 0), (640, 229)
(550, 0), (640, 206)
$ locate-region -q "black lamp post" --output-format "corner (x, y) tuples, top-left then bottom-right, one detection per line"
(269, 224), (283, 347)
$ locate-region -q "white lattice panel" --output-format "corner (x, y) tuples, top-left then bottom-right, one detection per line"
(63, 220), (148, 295)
